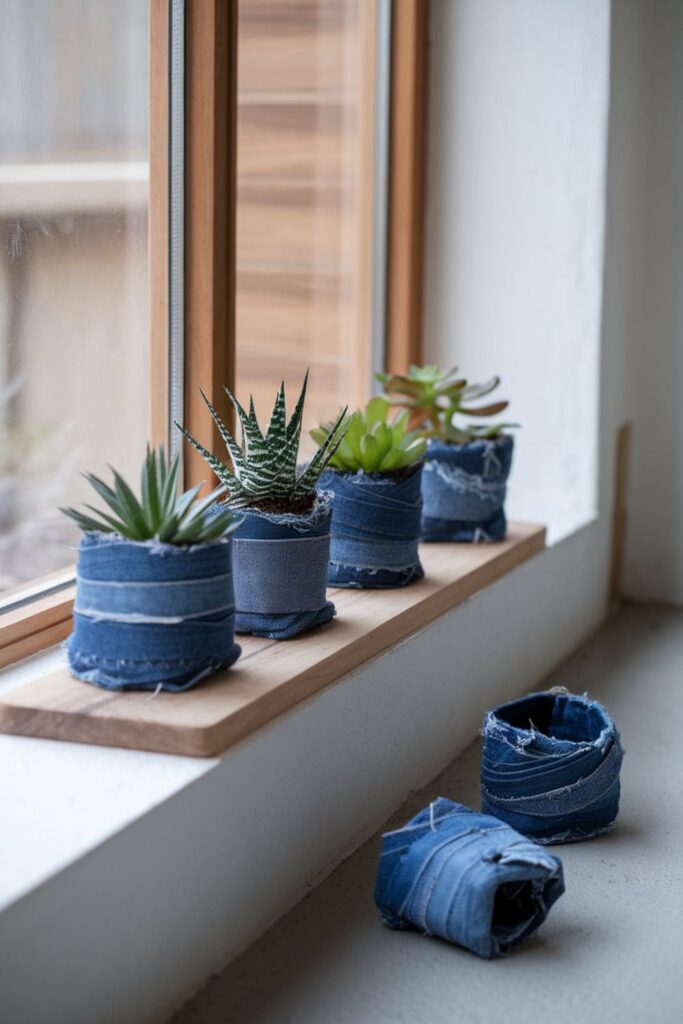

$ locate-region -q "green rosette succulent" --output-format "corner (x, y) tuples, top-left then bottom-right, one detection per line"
(311, 396), (426, 474)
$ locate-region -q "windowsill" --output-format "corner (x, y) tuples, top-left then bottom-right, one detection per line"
(0, 523), (544, 759)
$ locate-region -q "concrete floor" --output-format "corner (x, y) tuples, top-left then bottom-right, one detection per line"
(172, 607), (683, 1024)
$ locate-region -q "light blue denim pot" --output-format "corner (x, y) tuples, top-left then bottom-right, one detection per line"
(68, 532), (241, 692)
(375, 797), (564, 959)
(421, 435), (514, 542)
(230, 492), (335, 640)
(481, 689), (624, 844)
(318, 466), (424, 589)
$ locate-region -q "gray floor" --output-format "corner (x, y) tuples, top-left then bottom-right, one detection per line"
(172, 607), (683, 1024)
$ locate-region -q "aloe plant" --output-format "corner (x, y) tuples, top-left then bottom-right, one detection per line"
(311, 396), (426, 473)
(176, 373), (348, 510)
(60, 445), (239, 544)
(376, 364), (516, 443)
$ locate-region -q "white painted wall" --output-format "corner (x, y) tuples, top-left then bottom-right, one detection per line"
(424, 0), (611, 542)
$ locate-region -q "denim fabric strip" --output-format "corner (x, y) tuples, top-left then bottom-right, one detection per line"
(421, 436), (513, 543)
(230, 493), (336, 640)
(481, 689), (624, 843)
(232, 535), (330, 613)
(75, 572), (234, 621)
(329, 535), (420, 570)
(375, 797), (564, 959)
(319, 467), (424, 589)
(67, 533), (241, 692)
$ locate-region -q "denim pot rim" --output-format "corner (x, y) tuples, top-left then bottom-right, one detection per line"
(425, 433), (514, 458)
(321, 462), (424, 484)
(227, 488), (333, 531)
(77, 529), (234, 554)
(483, 688), (617, 752)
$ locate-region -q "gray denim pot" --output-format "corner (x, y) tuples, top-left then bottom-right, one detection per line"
(231, 492), (335, 640)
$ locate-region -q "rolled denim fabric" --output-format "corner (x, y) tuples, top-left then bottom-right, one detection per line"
(375, 797), (564, 959)
(421, 435), (513, 542)
(318, 466), (424, 589)
(481, 689), (624, 844)
(231, 492), (335, 640)
(68, 533), (241, 692)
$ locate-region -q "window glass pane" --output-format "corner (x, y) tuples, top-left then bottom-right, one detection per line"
(236, 0), (378, 449)
(0, 0), (149, 595)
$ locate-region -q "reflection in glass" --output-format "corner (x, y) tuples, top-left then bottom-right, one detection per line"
(235, 0), (377, 451)
(0, 0), (150, 593)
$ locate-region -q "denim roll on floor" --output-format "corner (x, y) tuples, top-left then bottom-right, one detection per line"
(317, 466), (424, 588)
(481, 689), (624, 844)
(375, 797), (564, 959)
(230, 493), (335, 640)
(420, 435), (513, 542)
(68, 533), (241, 692)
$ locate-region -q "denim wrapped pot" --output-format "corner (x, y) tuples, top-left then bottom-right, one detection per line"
(421, 434), (514, 542)
(68, 532), (241, 692)
(318, 465), (424, 589)
(375, 797), (565, 959)
(230, 492), (335, 640)
(481, 689), (624, 844)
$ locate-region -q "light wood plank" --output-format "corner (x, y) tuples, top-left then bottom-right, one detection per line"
(0, 524), (545, 757)
(149, 0), (170, 447)
(184, 0), (238, 489)
(386, 0), (429, 373)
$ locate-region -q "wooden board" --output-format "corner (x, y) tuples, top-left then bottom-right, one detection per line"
(0, 523), (545, 758)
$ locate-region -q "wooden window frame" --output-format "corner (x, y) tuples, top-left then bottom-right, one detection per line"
(0, 0), (429, 668)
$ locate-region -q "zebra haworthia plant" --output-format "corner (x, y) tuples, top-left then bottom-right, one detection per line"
(176, 373), (348, 510)
(60, 445), (240, 544)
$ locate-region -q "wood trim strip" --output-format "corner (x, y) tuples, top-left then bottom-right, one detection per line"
(149, 0), (170, 447)
(607, 422), (633, 610)
(0, 620), (72, 671)
(0, 523), (545, 757)
(0, 588), (75, 649)
(183, 0), (238, 490)
(385, 0), (429, 374)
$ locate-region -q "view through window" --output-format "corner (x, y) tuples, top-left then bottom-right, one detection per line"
(235, 0), (381, 450)
(0, 0), (150, 595)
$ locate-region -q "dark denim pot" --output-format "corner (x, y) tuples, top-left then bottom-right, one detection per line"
(68, 533), (241, 692)
(375, 797), (564, 959)
(421, 435), (514, 542)
(318, 466), (424, 589)
(231, 493), (335, 640)
(481, 689), (624, 844)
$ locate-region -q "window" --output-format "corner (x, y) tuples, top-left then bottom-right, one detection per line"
(0, 0), (428, 667)
(0, 0), (151, 598)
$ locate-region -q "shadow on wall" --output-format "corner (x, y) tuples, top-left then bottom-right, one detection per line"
(422, 0), (610, 543)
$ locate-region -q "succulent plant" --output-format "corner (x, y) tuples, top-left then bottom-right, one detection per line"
(311, 396), (426, 473)
(176, 373), (348, 510)
(376, 364), (516, 443)
(60, 445), (240, 544)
